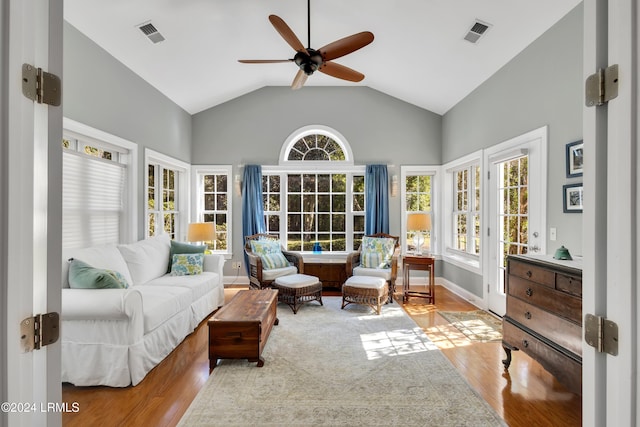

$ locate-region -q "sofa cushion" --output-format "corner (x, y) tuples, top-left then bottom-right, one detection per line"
(118, 233), (171, 285)
(167, 241), (206, 273)
(143, 272), (219, 301)
(68, 259), (129, 289)
(134, 285), (193, 334)
(353, 266), (392, 281)
(62, 245), (133, 288)
(169, 253), (204, 276)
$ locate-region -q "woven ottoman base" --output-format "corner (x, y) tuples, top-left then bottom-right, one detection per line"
(272, 274), (323, 314)
(341, 276), (389, 315)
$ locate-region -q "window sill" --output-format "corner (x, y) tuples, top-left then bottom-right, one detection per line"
(442, 252), (481, 275)
(301, 253), (349, 263)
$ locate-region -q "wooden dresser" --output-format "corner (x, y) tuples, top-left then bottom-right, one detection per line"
(502, 254), (583, 395)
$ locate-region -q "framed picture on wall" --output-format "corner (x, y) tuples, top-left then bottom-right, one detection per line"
(563, 183), (583, 213)
(565, 140), (583, 177)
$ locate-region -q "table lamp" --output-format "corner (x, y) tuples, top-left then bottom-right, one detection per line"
(186, 222), (216, 248)
(407, 213), (431, 255)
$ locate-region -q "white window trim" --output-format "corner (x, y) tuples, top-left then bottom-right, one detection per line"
(191, 165), (233, 258)
(145, 149), (190, 240)
(443, 149), (483, 274)
(400, 165), (441, 256)
(63, 117), (138, 243)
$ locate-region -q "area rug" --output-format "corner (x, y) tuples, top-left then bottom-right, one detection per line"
(178, 297), (506, 427)
(437, 310), (503, 343)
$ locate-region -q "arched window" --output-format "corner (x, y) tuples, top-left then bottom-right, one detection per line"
(280, 125), (354, 165)
(265, 125), (363, 253)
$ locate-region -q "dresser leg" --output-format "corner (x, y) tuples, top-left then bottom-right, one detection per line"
(502, 346), (512, 369)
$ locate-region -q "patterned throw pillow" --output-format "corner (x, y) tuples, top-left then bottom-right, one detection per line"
(250, 239), (290, 270)
(170, 253), (204, 276)
(68, 258), (130, 289)
(360, 237), (396, 269)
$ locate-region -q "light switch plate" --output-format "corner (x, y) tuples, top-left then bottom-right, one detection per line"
(550, 227), (557, 241)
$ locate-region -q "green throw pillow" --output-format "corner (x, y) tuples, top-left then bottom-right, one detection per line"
(167, 241), (207, 272)
(68, 258), (130, 289)
(170, 253), (204, 276)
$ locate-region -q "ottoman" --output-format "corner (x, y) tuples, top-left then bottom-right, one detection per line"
(272, 273), (323, 314)
(341, 276), (389, 315)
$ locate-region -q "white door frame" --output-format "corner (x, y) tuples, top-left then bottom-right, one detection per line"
(582, 0), (638, 425)
(2, 0), (63, 426)
(483, 126), (548, 316)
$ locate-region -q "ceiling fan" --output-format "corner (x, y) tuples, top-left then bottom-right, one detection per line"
(238, 0), (374, 90)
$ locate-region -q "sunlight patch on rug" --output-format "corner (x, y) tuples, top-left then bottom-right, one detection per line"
(438, 310), (503, 343)
(178, 297), (506, 427)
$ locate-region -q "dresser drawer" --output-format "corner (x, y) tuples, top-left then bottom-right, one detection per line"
(507, 297), (582, 356)
(509, 260), (555, 288)
(503, 320), (582, 395)
(508, 275), (582, 323)
(556, 273), (582, 297)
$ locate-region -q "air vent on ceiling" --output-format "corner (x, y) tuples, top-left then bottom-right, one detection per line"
(137, 21), (165, 44)
(464, 20), (491, 44)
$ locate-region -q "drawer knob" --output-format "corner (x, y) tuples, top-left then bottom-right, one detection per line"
(522, 339), (529, 348)
(526, 270), (532, 278)
(526, 288), (533, 297)
(524, 311), (532, 320)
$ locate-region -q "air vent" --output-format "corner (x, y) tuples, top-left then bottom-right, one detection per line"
(137, 21), (165, 44)
(464, 20), (491, 44)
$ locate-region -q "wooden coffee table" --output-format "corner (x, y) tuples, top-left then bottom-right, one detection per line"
(208, 289), (278, 370)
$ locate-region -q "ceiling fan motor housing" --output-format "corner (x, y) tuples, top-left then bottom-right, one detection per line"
(294, 49), (323, 75)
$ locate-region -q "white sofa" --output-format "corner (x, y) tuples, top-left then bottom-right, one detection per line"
(60, 233), (225, 387)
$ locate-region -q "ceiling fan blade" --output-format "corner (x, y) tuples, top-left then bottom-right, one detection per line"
(318, 61), (365, 82)
(319, 31), (374, 61)
(269, 15), (306, 53)
(238, 59), (292, 63)
(291, 69), (308, 90)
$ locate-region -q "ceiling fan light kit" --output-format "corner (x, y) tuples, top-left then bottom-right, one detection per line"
(238, 0), (374, 90)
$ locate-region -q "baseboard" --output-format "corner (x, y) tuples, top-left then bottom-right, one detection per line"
(223, 275), (250, 287)
(435, 277), (486, 310)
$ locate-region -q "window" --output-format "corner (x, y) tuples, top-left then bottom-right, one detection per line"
(453, 165), (481, 255)
(62, 119), (137, 249)
(145, 149), (189, 240)
(263, 125), (364, 253)
(401, 167), (438, 254)
(443, 150), (482, 272)
(192, 166), (232, 255)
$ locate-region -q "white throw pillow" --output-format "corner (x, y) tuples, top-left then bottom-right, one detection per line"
(118, 233), (171, 285)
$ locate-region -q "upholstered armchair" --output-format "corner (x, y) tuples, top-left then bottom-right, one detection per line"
(244, 233), (304, 289)
(346, 233), (400, 303)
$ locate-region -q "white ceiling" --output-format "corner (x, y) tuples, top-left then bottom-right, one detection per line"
(64, 0), (581, 115)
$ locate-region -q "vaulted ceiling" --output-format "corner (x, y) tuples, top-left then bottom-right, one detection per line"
(64, 0), (581, 115)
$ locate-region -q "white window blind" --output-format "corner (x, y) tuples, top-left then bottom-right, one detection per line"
(63, 151), (125, 249)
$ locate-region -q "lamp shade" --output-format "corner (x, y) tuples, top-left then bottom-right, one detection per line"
(186, 222), (216, 242)
(407, 213), (431, 231)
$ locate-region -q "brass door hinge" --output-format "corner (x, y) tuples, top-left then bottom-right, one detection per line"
(21, 63), (61, 106)
(585, 64), (618, 107)
(584, 313), (618, 356)
(20, 312), (60, 352)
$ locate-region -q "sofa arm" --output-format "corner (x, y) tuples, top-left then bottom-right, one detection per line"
(203, 253), (225, 275)
(61, 288), (143, 321)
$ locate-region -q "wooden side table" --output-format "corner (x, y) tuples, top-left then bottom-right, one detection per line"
(402, 255), (435, 304)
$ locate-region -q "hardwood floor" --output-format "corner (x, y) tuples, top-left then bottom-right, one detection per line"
(62, 285), (581, 426)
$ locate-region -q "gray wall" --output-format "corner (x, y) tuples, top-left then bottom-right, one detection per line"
(192, 86), (442, 275)
(441, 4), (584, 295)
(63, 22), (192, 239)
